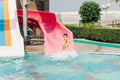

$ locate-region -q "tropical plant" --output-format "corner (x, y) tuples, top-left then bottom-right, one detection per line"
(112, 0), (120, 3)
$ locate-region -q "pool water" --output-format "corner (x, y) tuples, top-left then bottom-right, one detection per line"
(0, 53), (120, 80)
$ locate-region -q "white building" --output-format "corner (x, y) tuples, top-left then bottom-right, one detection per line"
(50, 0), (120, 26)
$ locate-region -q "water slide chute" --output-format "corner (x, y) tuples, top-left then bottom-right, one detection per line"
(17, 10), (74, 54)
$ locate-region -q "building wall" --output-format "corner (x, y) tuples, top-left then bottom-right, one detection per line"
(17, 0), (49, 37)
(16, 0), (49, 11)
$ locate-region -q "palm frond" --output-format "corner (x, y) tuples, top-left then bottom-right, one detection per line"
(112, 0), (120, 3)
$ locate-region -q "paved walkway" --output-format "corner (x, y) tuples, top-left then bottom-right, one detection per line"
(26, 45), (44, 53)
(74, 42), (120, 54)
(26, 39), (120, 54)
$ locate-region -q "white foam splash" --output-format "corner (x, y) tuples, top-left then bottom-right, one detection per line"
(46, 50), (78, 61)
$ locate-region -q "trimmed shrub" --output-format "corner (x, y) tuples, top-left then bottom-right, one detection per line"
(82, 23), (102, 28)
(65, 25), (120, 43)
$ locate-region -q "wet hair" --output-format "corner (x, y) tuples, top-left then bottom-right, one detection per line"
(63, 33), (68, 37)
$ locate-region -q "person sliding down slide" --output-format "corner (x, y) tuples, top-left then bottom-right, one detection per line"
(47, 33), (78, 61)
(62, 33), (70, 51)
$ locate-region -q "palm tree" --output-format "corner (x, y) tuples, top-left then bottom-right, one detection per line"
(112, 0), (120, 3)
(112, 0), (120, 7)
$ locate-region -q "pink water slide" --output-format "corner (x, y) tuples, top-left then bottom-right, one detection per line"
(17, 10), (74, 54)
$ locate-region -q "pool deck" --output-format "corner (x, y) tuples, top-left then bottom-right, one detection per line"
(74, 42), (120, 54)
(26, 39), (120, 54)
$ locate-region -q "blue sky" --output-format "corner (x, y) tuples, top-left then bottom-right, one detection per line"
(50, 0), (120, 12)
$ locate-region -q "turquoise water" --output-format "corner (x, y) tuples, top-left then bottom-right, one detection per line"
(0, 53), (120, 80)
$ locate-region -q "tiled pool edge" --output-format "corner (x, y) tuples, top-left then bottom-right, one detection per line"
(74, 39), (120, 49)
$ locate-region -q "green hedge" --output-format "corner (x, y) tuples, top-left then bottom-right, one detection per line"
(65, 25), (120, 43)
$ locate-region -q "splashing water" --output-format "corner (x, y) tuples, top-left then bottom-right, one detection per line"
(46, 50), (78, 61)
